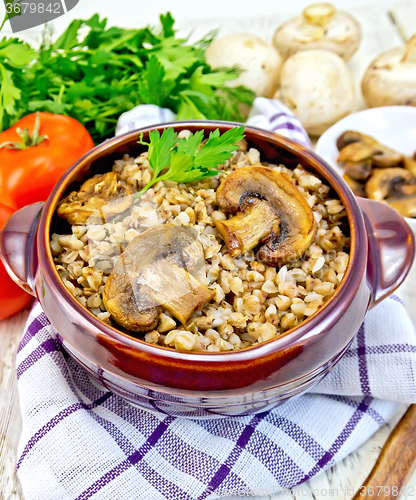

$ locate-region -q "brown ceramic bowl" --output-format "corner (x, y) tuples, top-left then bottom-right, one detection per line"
(1, 122), (414, 418)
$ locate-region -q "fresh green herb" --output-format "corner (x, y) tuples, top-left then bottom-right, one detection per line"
(135, 126), (245, 198)
(0, 13), (254, 142)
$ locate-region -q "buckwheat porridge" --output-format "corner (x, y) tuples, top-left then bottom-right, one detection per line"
(51, 128), (350, 352)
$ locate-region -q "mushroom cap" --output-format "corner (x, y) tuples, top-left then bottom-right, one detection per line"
(278, 49), (356, 136)
(103, 225), (214, 332)
(205, 34), (282, 98)
(362, 35), (416, 108)
(273, 3), (361, 61)
(215, 165), (317, 265)
(365, 167), (416, 218)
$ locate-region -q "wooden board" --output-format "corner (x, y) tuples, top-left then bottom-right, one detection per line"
(0, 310), (29, 500)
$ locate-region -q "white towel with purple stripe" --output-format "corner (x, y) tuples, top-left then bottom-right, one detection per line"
(16, 100), (416, 500)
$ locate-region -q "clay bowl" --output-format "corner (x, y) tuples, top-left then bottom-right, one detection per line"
(1, 122), (414, 418)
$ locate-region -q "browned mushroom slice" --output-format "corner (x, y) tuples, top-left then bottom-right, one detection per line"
(336, 130), (379, 151)
(57, 171), (134, 225)
(365, 167), (416, 218)
(343, 160), (372, 181)
(336, 131), (403, 168)
(215, 166), (317, 265)
(103, 225), (214, 332)
(103, 275), (160, 332)
(372, 146), (403, 168)
(337, 142), (376, 163)
(343, 174), (366, 197)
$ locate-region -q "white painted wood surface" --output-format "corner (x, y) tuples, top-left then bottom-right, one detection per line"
(0, 1), (416, 499)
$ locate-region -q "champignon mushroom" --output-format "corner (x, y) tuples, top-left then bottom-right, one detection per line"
(362, 34), (416, 107)
(336, 130), (404, 172)
(278, 50), (356, 136)
(336, 130), (378, 150)
(57, 172), (134, 225)
(215, 166), (317, 265)
(273, 3), (361, 61)
(205, 34), (282, 98)
(103, 225), (214, 332)
(343, 161), (372, 182)
(365, 168), (416, 218)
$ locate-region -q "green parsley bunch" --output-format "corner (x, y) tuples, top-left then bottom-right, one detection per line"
(0, 13), (254, 143)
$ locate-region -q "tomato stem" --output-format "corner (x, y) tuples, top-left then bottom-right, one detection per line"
(0, 112), (49, 150)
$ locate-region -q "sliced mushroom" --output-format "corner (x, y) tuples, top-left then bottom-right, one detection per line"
(343, 174), (366, 197)
(216, 198), (280, 257)
(103, 277), (160, 332)
(336, 130), (378, 151)
(215, 166), (317, 265)
(337, 142), (375, 163)
(103, 225), (214, 332)
(337, 131), (404, 170)
(57, 171), (134, 225)
(362, 34), (416, 107)
(365, 168), (416, 218)
(372, 147), (404, 168)
(343, 161), (372, 182)
(273, 3), (361, 61)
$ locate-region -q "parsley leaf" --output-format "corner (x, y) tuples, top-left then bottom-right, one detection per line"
(0, 64), (20, 128)
(139, 128), (178, 175)
(135, 126), (245, 199)
(194, 127), (246, 170)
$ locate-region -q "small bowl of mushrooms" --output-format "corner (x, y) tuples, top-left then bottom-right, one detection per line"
(316, 105), (416, 323)
(1, 122), (414, 417)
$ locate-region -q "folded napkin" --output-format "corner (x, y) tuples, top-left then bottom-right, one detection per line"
(17, 100), (416, 500)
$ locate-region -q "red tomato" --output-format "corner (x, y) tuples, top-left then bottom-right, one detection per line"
(0, 204), (32, 320)
(0, 112), (94, 210)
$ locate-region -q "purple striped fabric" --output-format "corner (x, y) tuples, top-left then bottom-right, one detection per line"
(16, 293), (416, 500)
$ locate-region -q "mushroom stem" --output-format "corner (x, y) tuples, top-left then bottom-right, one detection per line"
(402, 34), (416, 63)
(302, 3), (336, 27)
(145, 264), (214, 324)
(215, 198), (279, 257)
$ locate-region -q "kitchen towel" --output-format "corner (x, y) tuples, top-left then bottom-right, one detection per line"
(16, 99), (416, 499)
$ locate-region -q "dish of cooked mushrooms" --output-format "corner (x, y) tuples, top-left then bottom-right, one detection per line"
(51, 134), (350, 352)
(336, 130), (416, 218)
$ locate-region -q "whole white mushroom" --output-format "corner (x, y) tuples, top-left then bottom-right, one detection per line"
(362, 34), (416, 108)
(278, 49), (355, 136)
(205, 34), (282, 98)
(273, 3), (361, 61)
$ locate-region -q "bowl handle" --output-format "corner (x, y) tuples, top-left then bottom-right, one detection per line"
(0, 202), (44, 296)
(357, 197), (415, 308)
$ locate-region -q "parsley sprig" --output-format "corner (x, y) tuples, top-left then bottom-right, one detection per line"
(135, 126), (245, 199)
